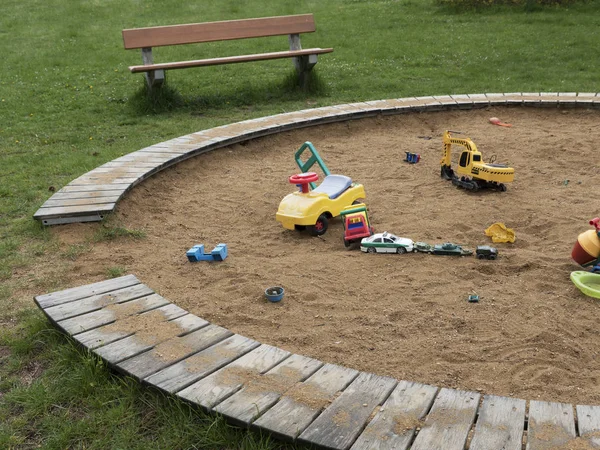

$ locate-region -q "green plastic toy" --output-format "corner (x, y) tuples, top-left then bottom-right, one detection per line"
(570, 271), (600, 299)
(294, 141), (330, 190)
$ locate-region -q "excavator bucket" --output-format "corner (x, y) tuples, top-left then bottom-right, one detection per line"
(440, 165), (454, 180)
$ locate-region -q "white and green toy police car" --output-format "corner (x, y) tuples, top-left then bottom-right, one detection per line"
(360, 232), (414, 254)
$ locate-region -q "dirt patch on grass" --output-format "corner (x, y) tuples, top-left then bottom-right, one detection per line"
(49, 106), (600, 405)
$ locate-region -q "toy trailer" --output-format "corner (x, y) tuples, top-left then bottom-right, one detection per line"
(340, 203), (373, 248)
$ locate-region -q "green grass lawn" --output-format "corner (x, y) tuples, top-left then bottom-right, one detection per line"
(1, 0), (599, 447)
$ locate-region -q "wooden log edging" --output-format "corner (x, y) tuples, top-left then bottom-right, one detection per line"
(34, 275), (600, 450)
(33, 92), (600, 225)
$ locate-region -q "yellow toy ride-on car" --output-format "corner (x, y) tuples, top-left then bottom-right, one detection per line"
(276, 172), (366, 236)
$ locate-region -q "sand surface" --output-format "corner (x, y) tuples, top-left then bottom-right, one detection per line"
(53, 106), (600, 405)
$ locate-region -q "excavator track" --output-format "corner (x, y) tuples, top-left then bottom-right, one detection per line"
(451, 175), (507, 192)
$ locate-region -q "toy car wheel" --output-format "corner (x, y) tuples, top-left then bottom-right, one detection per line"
(309, 214), (328, 236)
(489, 255), (497, 260)
(396, 247), (407, 254)
(343, 237), (351, 248)
(477, 254), (485, 260)
(367, 247), (376, 254)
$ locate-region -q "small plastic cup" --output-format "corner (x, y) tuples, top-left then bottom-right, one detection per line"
(265, 286), (284, 303)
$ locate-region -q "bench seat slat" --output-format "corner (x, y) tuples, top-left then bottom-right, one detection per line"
(128, 48), (334, 73)
(123, 14), (316, 49)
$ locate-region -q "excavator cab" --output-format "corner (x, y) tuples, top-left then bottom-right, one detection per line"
(459, 151), (470, 169)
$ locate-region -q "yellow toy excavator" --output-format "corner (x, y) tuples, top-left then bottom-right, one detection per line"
(440, 130), (514, 191)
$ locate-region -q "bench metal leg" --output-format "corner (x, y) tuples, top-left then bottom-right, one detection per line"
(144, 70), (165, 89)
(294, 54), (318, 88)
(141, 47), (165, 90)
(288, 33), (317, 88)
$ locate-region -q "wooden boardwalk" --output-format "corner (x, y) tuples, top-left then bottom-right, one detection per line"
(33, 92), (600, 225)
(35, 275), (600, 450)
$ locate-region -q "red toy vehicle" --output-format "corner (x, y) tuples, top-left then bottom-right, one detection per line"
(340, 203), (374, 248)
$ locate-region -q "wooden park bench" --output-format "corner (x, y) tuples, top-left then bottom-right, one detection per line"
(122, 14), (333, 89)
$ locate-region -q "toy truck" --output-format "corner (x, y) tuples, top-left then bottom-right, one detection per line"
(476, 245), (498, 260)
(340, 203), (373, 248)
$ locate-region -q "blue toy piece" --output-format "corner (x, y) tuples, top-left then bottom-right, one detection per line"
(186, 243), (228, 262)
(211, 243), (228, 261)
(404, 152), (421, 164)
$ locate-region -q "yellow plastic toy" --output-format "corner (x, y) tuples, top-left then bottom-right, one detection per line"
(485, 222), (515, 243)
(440, 130), (515, 191)
(276, 172), (366, 236)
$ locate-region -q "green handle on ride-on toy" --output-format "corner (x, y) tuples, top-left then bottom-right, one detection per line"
(294, 141), (330, 190)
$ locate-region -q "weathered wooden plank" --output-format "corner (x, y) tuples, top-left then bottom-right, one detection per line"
(298, 372), (397, 450)
(526, 401), (576, 450)
(56, 293), (170, 335)
(112, 153), (180, 163)
(177, 344), (290, 408)
(73, 304), (190, 349)
(145, 334), (259, 393)
(42, 196), (122, 207)
(35, 275), (140, 309)
(56, 184), (131, 193)
(33, 203), (116, 219)
(89, 167), (151, 175)
(137, 147), (188, 155)
(70, 177), (140, 185)
(214, 354), (323, 427)
(115, 325), (237, 381)
(102, 161), (169, 169)
(253, 363), (359, 442)
(143, 142), (201, 150)
(45, 190), (125, 200)
(576, 405), (600, 447)
(469, 395), (526, 450)
(350, 380), (438, 450)
(130, 48), (332, 73)
(96, 320), (223, 365)
(122, 14), (316, 49)
(409, 388), (480, 450)
(43, 284), (154, 322)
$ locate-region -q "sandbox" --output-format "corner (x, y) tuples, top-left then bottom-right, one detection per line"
(53, 104), (600, 406)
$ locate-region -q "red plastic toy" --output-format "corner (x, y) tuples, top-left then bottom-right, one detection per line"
(289, 172), (319, 193)
(340, 203), (374, 248)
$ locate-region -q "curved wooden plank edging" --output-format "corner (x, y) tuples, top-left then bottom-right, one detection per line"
(33, 92), (600, 225)
(34, 276), (600, 450)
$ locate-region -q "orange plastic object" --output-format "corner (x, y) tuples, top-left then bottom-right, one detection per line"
(572, 229), (600, 266)
(489, 117), (512, 127)
(485, 222), (515, 243)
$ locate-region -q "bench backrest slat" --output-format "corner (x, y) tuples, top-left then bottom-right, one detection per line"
(123, 14), (316, 49)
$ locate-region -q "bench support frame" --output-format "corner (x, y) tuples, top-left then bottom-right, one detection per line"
(141, 47), (165, 89)
(288, 33), (318, 87)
